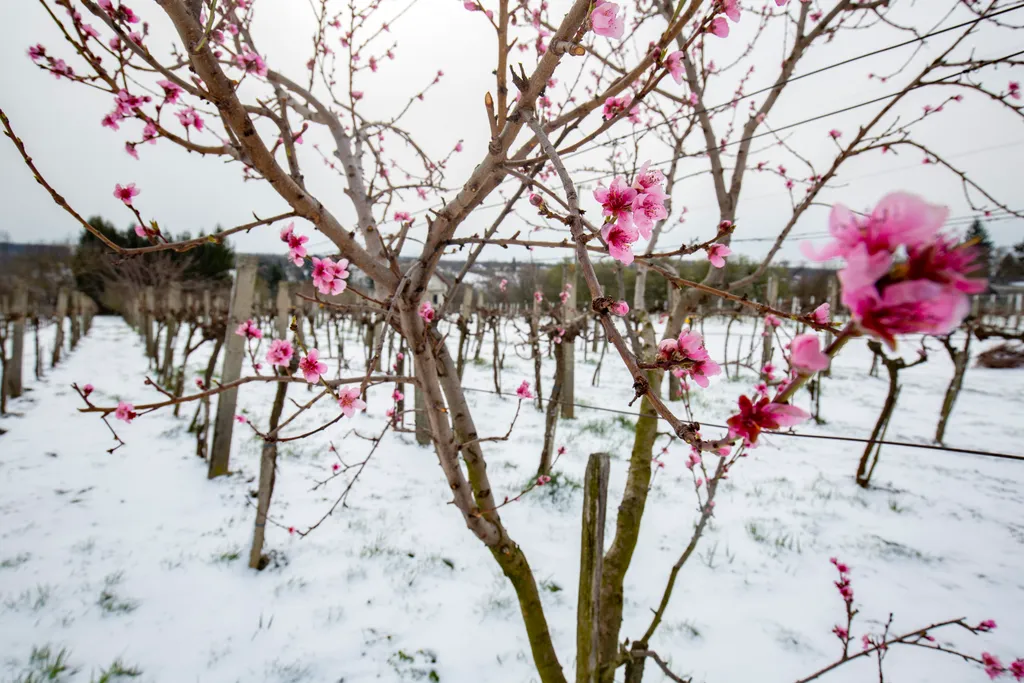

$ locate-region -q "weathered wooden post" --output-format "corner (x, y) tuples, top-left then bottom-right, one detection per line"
(160, 284), (181, 384)
(143, 286), (157, 362)
(760, 276), (778, 376)
(667, 285), (683, 401)
(562, 260), (577, 419)
(575, 453), (610, 683)
(208, 256), (258, 479)
(275, 282), (291, 339)
(52, 289), (67, 367)
(5, 284), (28, 399)
(69, 292), (82, 348)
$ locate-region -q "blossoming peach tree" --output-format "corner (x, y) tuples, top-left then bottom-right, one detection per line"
(3, 0), (1022, 680)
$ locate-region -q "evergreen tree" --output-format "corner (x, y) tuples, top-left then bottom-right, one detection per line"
(965, 219), (994, 277)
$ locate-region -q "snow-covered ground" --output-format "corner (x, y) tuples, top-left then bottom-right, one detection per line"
(2, 314), (1023, 683)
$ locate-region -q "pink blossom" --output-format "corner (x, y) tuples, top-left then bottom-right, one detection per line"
(632, 191), (668, 239)
(559, 290), (569, 304)
(1010, 81), (1021, 100)
(832, 626), (848, 640)
(594, 177), (637, 225)
(709, 16), (729, 38)
(611, 300), (629, 316)
(419, 301), (435, 323)
(266, 339), (294, 367)
(536, 474), (552, 485)
(977, 620), (997, 632)
(719, 0), (741, 22)
(298, 348), (328, 383)
(176, 107), (204, 132)
(790, 333), (829, 373)
(125, 142), (139, 160)
(658, 338), (679, 361)
(499, 278), (508, 292)
(685, 450), (702, 470)
(602, 220), (639, 265)
(195, 378), (205, 389)
(311, 256), (349, 296)
(50, 58), (73, 79)
(809, 302), (830, 325)
(753, 382), (768, 397)
(337, 387), (366, 417)
(727, 395), (809, 445)
(688, 357), (722, 388)
(156, 80), (182, 105)
(394, 211), (411, 222)
(235, 319), (262, 339)
(142, 122), (158, 142)
(764, 314), (781, 327)
(906, 235), (986, 294)
(762, 362), (776, 379)
(602, 95), (635, 121)
(516, 380), (534, 399)
(28, 44), (46, 61)
(235, 48), (267, 77)
(114, 400), (136, 423)
(982, 653), (1005, 680)
(113, 183), (139, 205)
(284, 228), (309, 266)
(677, 330), (705, 358)
(392, 389), (404, 401)
(633, 161), (665, 194)
(235, 414), (247, 424)
(706, 243), (732, 268)
(846, 280), (969, 348)
(837, 243), (893, 293)
(829, 129), (842, 139)
(1009, 659), (1024, 681)
(534, 291), (543, 303)
(82, 383), (95, 397)
(590, 1), (624, 39)
(802, 192), (948, 263)
(665, 51), (684, 84)
(529, 193), (544, 207)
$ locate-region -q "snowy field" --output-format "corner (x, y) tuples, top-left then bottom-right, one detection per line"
(2, 314), (1023, 683)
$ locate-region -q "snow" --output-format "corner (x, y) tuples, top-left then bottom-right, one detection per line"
(2, 315), (1023, 682)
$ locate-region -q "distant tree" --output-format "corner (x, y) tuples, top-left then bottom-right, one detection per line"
(995, 250), (1024, 283)
(965, 219), (995, 278)
(73, 216), (234, 312)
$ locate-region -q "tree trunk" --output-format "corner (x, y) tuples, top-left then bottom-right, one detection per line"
(856, 360), (900, 488)
(249, 374), (289, 569)
(935, 331), (971, 444)
(597, 370), (663, 683)
(538, 341), (565, 477)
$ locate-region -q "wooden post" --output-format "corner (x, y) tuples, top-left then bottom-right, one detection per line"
(5, 285), (28, 399)
(575, 453), (610, 683)
(160, 284), (181, 384)
(52, 289), (67, 367)
(760, 276), (778, 374)
(562, 260), (577, 419)
(69, 292), (82, 348)
(275, 282), (291, 339)
(208, 256), (258, 479)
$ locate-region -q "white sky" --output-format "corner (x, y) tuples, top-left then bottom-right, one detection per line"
(0, 0), (1021, 268)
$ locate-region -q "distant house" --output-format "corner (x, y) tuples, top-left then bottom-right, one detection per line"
(426, 273), (448, 306)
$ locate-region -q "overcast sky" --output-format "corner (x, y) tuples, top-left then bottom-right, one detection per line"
(1, 0), (1021, 268)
